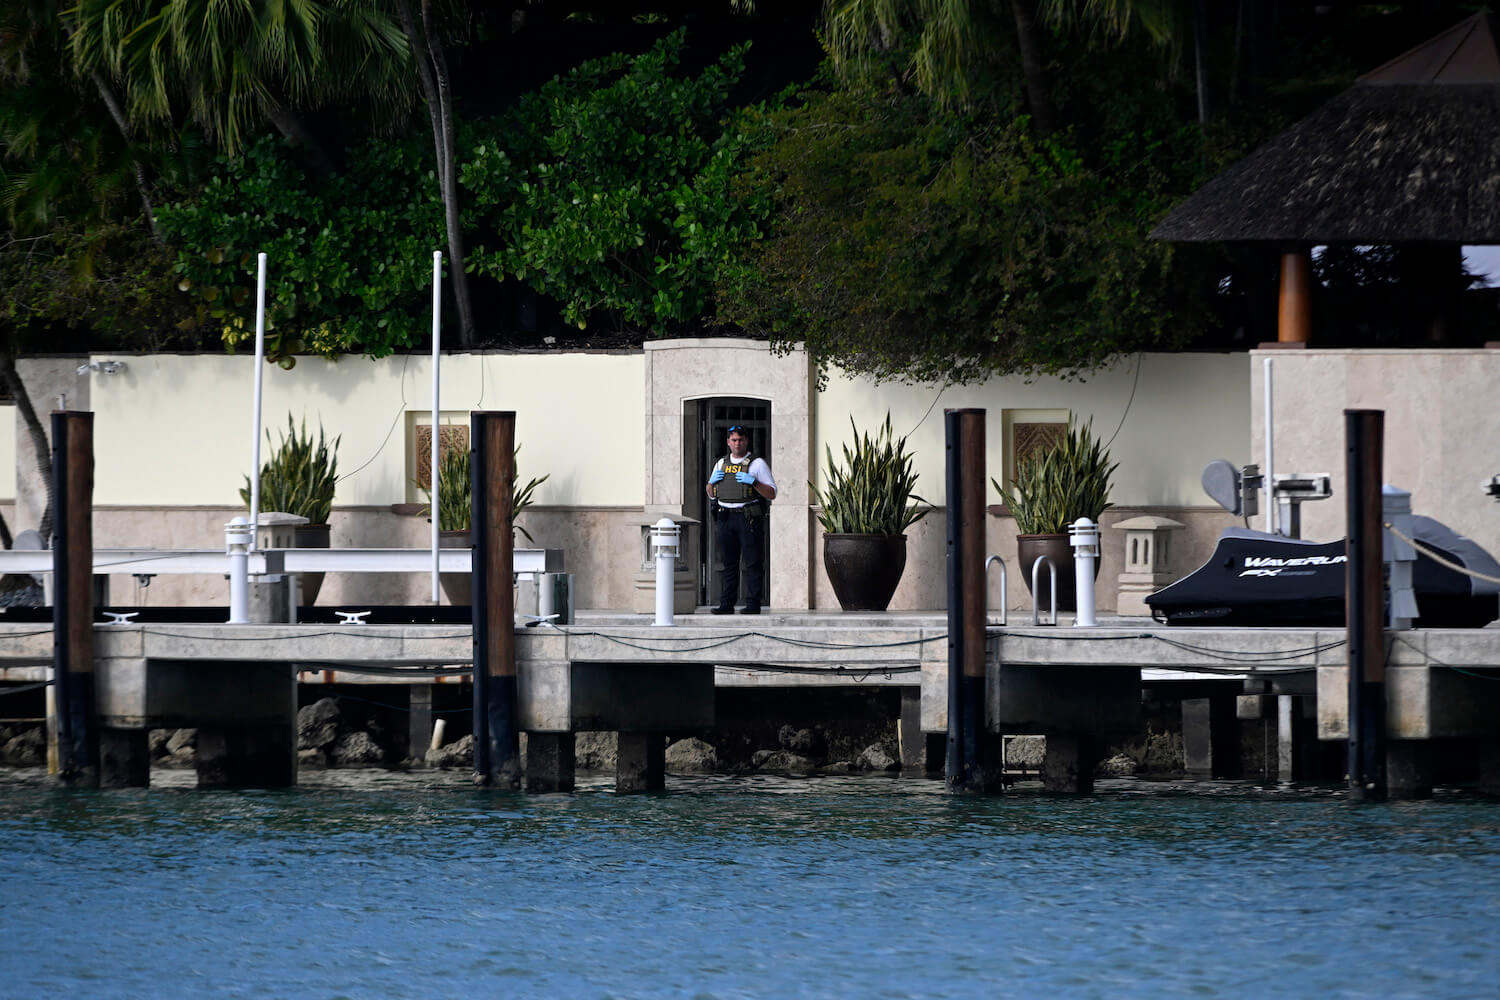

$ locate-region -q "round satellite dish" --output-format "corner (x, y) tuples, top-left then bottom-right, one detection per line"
(1201, 460), (1241, 515)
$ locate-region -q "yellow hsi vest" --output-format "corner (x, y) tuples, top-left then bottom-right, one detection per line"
(713, 453), (757, 503)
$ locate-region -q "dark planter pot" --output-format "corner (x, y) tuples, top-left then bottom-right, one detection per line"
(294, 523), (330, 606)
(1017, 533), (1101, 614)
(823, 533), (907, 612)
(439, 530), (471, 607)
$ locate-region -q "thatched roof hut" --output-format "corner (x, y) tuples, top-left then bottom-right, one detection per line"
(1153, 13), (1500, 244)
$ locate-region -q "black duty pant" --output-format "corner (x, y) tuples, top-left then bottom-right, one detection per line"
(715, 507), (764, 609)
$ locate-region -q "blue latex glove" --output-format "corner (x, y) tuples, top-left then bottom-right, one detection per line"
(735, 471), (756, 486)
(709, 469), (725, 484)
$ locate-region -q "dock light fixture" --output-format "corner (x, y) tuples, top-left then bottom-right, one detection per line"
(650, 518), (681, 627)
(1068, 517), (1100, 627)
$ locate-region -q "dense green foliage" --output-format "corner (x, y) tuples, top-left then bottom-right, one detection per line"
(463, 31), (772, 334)
(158, 136), (444, 361)
(155, 31), (770, 360)
(995, 418), (1116, 535)
(5, 0), (1491, 385)
(725, 85), (1197, 382)
(240, 416), (341, 524)
(811, 414), (927, 536)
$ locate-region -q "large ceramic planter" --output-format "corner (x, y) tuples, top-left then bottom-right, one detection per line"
(439, 530), (471, 607)
(1017, 532), (1101, 614)
(824, 533), (907, 612)
(294, 523), (330, 606)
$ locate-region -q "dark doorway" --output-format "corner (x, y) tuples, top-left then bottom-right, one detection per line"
(696, 398), (772, 607)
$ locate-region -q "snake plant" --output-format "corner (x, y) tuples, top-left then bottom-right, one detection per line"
(240, 416), (339, 524)
(811, 413), (928, 536)
(994, 417), (1116, 535)
(421, 445), (549, 541)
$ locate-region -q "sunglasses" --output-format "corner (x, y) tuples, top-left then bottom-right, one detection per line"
(728, 426), (746, 434)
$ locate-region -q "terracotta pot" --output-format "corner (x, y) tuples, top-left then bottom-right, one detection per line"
(294, 523), (330, 606)
(1017, 533), (1101, 614)
(439, 530), (471, 607)
(823, 533), (907, 612)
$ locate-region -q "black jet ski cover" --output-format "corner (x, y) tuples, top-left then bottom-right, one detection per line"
(1146, 518), (1500, 627)
(1146, 529), (1345, 625)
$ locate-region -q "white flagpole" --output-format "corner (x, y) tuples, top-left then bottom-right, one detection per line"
(431, 251), (442, 603)
(249, 252), (268, 552)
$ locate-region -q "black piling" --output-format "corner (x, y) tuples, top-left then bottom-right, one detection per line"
(945, 408), (992, 793)
(52, 411), (98, 786)
(471, 411), (520, 788)
(1345, 409), (1386, 801)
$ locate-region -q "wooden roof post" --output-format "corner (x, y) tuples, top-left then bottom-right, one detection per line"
(1277, 249), (1313, 345)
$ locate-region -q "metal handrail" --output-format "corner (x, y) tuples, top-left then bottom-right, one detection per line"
(1030, 555), (1057, 626)
(984, 554), (1008, 626)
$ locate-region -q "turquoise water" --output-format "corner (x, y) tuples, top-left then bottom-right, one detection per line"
(3, 769), (1499, 999)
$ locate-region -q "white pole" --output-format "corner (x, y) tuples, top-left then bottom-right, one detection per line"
(249, 252), (268, 552)
(1263, 357), (1275, 535)
(431, 251), (442, 604)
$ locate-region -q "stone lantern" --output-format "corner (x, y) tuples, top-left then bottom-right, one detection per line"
(1113, 515), (1184, 616)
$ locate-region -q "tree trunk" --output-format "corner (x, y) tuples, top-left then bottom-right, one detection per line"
(91, 72), (160, 241)
(1193, 0), (1211, 124)
(1008, 0), (1057, 136)
(0, 354), (54, 546)
(398, 0), (477, 348)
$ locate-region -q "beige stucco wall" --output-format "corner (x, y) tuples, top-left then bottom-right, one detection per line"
(12, 345), (1254, 612)
(0, 403), (14, 502)
(86, 351), (644, 508)
(1251, 348), (1500, 557)
(816, 352), (1250, 507)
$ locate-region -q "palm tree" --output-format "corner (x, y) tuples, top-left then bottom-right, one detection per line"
(824, 0), (1059, 134)
(392, 0), (474, 346)
(67, 0), (413, 172)
(1039, 0), (1213, 124)
(67, 0), (477, 346)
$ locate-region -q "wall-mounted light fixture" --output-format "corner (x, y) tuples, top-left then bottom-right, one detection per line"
(77, 360), (127, 376)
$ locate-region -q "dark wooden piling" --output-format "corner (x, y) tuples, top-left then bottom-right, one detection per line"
(471, 411), (520, 788)
(1345, 409), (1386, 801)
(52, 411), (98, 787)
(945, 408), (993, 793)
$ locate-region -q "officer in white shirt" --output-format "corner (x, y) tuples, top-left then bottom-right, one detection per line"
(705, 425), (777, 614)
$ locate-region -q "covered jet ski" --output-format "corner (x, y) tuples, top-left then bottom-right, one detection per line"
(1146, 516), (1500, 627)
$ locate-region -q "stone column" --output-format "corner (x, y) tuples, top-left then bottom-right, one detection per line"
(1041, 735), (1095, 794)
(197, 722), (297, 789)
(526, 732), (576, 793)
(897, 688), (928, 774)
(99, 728), (150, 788)
(1386, 741), (1433, 800)
(616, 730), (665, 793)
(408, 685), (434, 764)
(1183, 697), (1240, 778)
